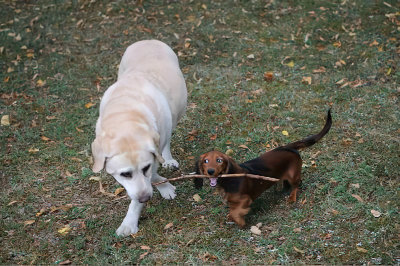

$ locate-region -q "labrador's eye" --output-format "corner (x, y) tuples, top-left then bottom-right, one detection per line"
(142, 164), (151, 175)
(121, 171), (132, 178)
(204, 159), (209, 164)
(216, 158), (223, 163)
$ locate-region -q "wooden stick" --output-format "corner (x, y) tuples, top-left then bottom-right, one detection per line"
(152, 173), (279, 186)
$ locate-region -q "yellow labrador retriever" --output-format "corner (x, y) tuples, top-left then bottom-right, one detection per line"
(91, 40), (187, 236)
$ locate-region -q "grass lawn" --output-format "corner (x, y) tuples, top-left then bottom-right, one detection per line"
(1, 0), (399, 264)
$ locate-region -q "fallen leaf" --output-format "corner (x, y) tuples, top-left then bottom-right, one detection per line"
(193, 194), (201, 202)
(59, 260), (72, 265)
(8, 200), (19, 206)
(225, 149), (234, 156)
(36, 208), (47, 217)
(41, 136), (50, 141)
(85, 102), (95, 109)
(28, 148), (39, 153)
(164, 222), (173, 230)
(282, 130), (289, 136)
(333, 41), (342, 48)
(286, 61), (295, 67)
(250, 226), (261, 235)
(371, 209), (381, 218)
(114, 187), (125, 196)
(141, 245), (151, 250)
(351, 194), (364, 203)
(209, 134), (217, 141)
(351, 183), (360, 189)
(75, 127), (84, 133)
(58, 225), (71, 236)
(313, 66), (326, 73)
(357, 247), (368, 253)
(89, 176), (102, 182)
(238, 144), (249, 150)
(302, 76), (312, 85)
(293, 246), (305, 254)
(263, 71), (274, 81)
(247, 54), (255, 59)
(24, 220), (36, 226)
(36, 79), (45, 87)
(293, 227), (302, 233)
(330, 209), (339, 215)
(139, 251), (149, 260)
(1, 115), (10, 126)
(369, 40), (379, 46)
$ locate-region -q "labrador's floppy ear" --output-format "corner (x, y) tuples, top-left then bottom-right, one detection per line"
(194, 154), (205, 189)
(149, 130), (165, 164)
(91, 138), (106, 173)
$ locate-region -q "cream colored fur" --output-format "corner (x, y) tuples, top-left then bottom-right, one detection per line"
(91, 40), (187, 236)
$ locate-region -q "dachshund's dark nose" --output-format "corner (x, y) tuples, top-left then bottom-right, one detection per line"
(207, 168), (215, 175)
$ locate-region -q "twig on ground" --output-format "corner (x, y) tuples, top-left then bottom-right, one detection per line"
(152, 173), (279, 186)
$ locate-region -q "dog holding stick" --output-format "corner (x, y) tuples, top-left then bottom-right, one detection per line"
(194, 109), (332, 227)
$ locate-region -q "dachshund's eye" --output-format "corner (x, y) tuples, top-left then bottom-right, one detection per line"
(204, 159), (209, 164)
(216, 158), (223, 163)
(120, 171), (132, 178)
(142, 164), (151, 175)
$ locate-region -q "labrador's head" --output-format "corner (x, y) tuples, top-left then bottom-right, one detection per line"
(91, 132), (164, 203)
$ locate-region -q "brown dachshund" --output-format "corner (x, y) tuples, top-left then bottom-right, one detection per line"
(194, 109), (332, 227)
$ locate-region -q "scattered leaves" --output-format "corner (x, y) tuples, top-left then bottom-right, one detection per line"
(114, 187), (125, 196)
(250, 226), (261, 235)
(58, 225), (71, 236)
(293, 246), (305, 254)
(24, 220), (36, 226)
(302, 76), (312, 85)
(1, 115), (10, 126)
(357, 247), (368, 253)
(263, 71), (274, 81)
(85, 102), (95, 109)
(351, 194), (364, 203)
(371, 209), (381, 218)
(193, 194), (201, 202)
(164, 222), (173, 230)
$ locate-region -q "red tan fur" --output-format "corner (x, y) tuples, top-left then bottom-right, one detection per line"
(194, 110), (332, 227)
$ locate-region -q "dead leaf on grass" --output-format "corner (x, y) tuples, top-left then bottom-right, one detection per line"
(293, 246), (305, 254)
(357, 247), (368, 253)
(302, 76), (312, 85)
(114, 187), (125, 196)
(193, 194), (201, 202)
(164, 222), (173, 230)
(141, 245), (151, 250)
(371, 209), (381, 218)
(282, 130), (289, 136)
(351, 194), (364, 203)
(58, 225), (71, 236)
(250, 226), (261, 235)
(24, 220), (36, 226)
(1, 115), (10, 126)
(85, 102), (95, 109)
(139, 251), (149, 260)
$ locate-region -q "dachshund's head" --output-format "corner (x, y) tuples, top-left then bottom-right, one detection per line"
(196, 150), (231, 187)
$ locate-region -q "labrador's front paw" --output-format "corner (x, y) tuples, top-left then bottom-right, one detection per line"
(157, 182), (176, 200)
(162, 159), (179, 169)
(116, 223), (138, 237)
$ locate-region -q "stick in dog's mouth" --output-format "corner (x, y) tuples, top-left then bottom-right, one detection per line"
(152, 173), (279, 186)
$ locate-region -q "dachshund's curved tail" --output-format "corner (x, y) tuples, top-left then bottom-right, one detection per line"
(284, 109), (332, 150)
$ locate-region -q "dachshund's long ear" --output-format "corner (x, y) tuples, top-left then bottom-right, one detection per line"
(219, 154), (242, 193)
(223, 154), (237, 174)
(194, 155), (205, 189)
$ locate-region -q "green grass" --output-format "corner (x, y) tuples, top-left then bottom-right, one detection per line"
(1, 0), (399, 264)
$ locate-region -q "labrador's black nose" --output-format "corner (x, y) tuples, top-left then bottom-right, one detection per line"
(138, 195), (151, 203)
(207, 168), (215, 175)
